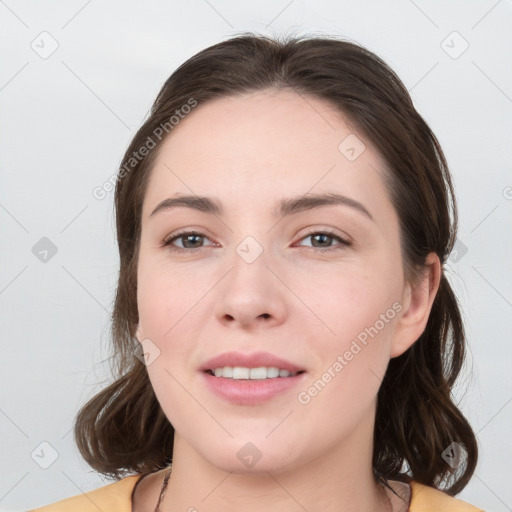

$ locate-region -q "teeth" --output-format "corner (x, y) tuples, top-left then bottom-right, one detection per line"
(211, 366), (299, 379)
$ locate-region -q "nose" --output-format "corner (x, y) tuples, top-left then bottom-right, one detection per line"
(214, 251), (287, 330)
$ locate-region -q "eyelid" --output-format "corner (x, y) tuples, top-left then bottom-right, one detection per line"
(163, 227), (352, 253)
(293, 228), (352, 249)
(162, 229), (218, 250)
(293, 223), (351, 241)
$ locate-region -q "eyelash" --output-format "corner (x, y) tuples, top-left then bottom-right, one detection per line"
(162, 229), (352, 254)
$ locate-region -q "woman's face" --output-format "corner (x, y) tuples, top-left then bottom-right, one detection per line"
(136, 89), (416, 474)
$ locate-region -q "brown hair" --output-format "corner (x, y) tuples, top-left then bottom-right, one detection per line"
(75, 33), (478, 495)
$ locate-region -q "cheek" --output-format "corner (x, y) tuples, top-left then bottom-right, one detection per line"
(137, 260), (208, 339)
(292, 262), (399, 349)
(294, 272), (398, 432)
(136, 264), (206, 427)
(136, 260), (216, 399)
(292, 262), (401, 402)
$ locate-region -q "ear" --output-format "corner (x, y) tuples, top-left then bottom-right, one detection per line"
(135, 323), (143, 344)
(390, 252), (441, 358)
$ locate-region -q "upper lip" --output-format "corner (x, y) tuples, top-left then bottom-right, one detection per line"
(200, 351), (305, 373)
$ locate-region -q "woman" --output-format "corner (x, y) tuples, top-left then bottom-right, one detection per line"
(31, 33), (485, 511)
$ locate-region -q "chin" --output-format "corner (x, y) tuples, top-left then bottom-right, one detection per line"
(192, 435), (304, 475)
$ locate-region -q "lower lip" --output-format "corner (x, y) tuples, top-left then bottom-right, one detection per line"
(201, 371), (307, 405)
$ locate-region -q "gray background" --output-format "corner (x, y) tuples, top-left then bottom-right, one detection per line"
(1, 1), (511, 510)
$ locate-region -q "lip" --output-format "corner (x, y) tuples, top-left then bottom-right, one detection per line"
(199, 350), (305, 374)
(201, 371), (307, 405)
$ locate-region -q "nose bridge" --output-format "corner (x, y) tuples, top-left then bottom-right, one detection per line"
(227, 236), (272, 303)
(235, 234), (266, 267)
(214, 235), (286, 327)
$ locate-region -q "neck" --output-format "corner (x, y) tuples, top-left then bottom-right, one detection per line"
(159, 404), (391, 512)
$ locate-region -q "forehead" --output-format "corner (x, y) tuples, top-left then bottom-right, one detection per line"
(153, 89), (365, 166)
(142, 89), (391, 221)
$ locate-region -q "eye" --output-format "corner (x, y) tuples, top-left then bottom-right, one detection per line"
(163, 230), (216, 252)
(295, 230), (352, 252)
(162, 229), (351, 254)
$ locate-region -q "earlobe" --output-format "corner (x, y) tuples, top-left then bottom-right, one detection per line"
(390, 252), (442, 358)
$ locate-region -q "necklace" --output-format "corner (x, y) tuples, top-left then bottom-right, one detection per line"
(153, 465), (406, 512)
(153, 465), (172, 512)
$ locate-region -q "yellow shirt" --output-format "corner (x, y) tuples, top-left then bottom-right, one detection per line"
(28, 474), (485, 511)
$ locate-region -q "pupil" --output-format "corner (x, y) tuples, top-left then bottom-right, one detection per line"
(313, 234), (331, 247)
(184, 235), (202, 248)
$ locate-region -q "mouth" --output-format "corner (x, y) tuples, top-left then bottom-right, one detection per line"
(199, 350), (305, 375)
(200, 366), (307, 405)
(199, 351), (307, 405)
(203, 367), (306, 379)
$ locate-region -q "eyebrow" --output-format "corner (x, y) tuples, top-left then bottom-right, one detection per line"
(149, 192), (373, 221)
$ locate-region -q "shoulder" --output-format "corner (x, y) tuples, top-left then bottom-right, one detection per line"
(27, 475), (486, 512)
(410, 480), (485, 511)
(28, 474), (143, 512)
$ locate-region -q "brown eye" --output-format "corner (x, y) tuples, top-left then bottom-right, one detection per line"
(297, 231), (352, 252)
(310, 233), (334, 248)
(163, 231), (215, 252)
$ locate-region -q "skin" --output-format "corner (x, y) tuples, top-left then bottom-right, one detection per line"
(133, 89), (441, 512)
